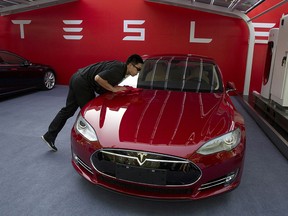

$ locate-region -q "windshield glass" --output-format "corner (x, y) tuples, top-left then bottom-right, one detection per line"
(137, 57), (223, 93)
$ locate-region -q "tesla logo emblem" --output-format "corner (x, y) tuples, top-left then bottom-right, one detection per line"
(136, 152), (147, 166)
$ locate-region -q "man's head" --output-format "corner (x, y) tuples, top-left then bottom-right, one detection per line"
(126, 54), (144, 76)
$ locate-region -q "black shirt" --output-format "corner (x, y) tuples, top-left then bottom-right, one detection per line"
(78, 60), (127, 94)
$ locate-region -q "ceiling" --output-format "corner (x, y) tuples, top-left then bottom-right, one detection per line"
(0, 0), (77, 16)
(146, 0), (267, 19)
(150, 0), (265, 13)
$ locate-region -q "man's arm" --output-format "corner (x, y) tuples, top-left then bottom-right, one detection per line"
(95, 75), (126, 92)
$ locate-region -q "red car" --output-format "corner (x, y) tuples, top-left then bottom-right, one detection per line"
(71, 54), (246, 200)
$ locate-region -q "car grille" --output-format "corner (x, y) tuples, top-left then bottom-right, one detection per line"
(98, 174), (193, 196)
(90, 149), (201, 186)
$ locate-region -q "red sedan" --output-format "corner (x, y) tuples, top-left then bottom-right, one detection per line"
(70, 54), (245, 200)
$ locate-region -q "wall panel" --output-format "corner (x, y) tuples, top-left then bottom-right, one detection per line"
(0, 0), (249, 92)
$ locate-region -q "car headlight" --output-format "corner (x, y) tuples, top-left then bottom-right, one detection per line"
(197, 128), (241, 155)
(75, 114), (98, 141)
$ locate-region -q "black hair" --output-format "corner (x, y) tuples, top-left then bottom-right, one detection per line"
(126, 54), (144, 65)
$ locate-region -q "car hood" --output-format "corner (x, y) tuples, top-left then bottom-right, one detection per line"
(82, 89), (236, 157)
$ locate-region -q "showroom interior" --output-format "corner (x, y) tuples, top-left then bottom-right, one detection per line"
(0, 0), (288, 215)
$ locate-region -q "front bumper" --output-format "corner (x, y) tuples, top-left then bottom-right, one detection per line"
(71, 129), (245, 200)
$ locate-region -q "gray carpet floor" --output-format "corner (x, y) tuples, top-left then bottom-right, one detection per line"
(0, 85), (287, 216)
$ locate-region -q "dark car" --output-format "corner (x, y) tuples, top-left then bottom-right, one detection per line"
(0, 50), (56, 97)
(70, 54), (246, 200)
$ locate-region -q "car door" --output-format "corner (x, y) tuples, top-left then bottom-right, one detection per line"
(0, 51), (33, 95)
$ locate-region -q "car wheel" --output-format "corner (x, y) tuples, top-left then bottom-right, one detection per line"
(42, 71), (56, 90)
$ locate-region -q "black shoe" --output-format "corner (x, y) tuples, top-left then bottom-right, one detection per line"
(41, 135), (57, 152)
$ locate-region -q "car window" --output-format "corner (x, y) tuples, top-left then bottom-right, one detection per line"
(142, 59), (168, 90)
(0, 52), (25, 64)
(137, 57), (223, 93)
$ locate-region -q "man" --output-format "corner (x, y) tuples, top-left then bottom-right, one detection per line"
(41, 54), (144, 152)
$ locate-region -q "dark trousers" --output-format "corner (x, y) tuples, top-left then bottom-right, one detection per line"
(44, 73), (95, 142)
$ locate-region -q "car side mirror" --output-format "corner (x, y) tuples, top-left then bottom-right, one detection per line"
(22, 60), (31, 66)
(226, 81), (236, 93)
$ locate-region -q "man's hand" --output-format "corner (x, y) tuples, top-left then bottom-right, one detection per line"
(95, 75), (126, 93)
(112, 86), (127, 92)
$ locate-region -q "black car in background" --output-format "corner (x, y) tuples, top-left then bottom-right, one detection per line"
(0, 50), (56, 97)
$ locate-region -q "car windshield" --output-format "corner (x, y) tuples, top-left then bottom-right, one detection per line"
(137, 57), (223, 93)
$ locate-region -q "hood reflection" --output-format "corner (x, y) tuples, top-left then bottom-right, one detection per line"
(85, 90), (231, 146)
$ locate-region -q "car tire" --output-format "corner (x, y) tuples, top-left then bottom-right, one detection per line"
(42, 71), (56, 90)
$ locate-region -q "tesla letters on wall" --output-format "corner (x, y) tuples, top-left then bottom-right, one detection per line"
(11, 19), (212, 43)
